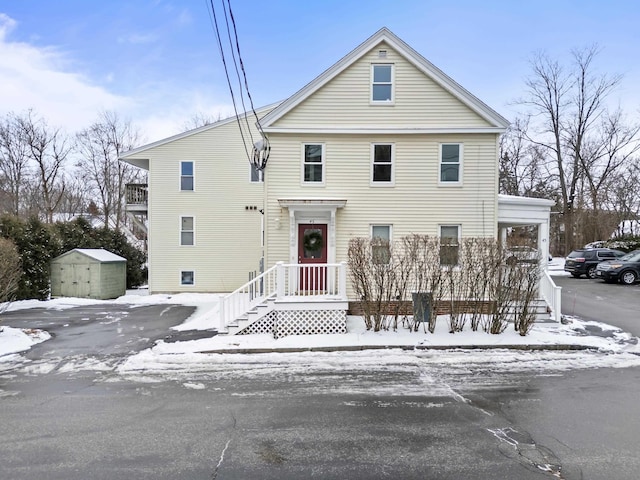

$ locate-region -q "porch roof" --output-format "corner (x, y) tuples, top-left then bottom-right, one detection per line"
(498, 194), (555, 226)
(277, 199), (347, 211)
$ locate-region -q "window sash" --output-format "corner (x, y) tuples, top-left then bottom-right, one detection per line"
(372, 144), (393, 183)
(303, 144), (323, 183)
(181, 161), (194, 190)
(440, 144), (461, 183)
(181, 217), (194, 246)
(371, 225), (391, 264)
(372, 65), (393, 102)
(181, 271), (194, 285)
(439, 225), (460, 265)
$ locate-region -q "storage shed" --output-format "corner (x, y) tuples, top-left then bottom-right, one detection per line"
(50, 249), (127, 300)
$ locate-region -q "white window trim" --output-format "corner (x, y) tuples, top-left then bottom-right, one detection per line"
(370, 143), (395, 186)
(439, 224), (461, 266)
(180, 161), (195, 191)
(371, 224), (392, 264)
(250, 163), (264, 183)
(438, 143), (463, 186)
(370, 63), (395, 105)
(180, 270), (195, 286)
(301, 143), (325, 186)
(370, 224), (392, 241)
(180, 215), (195, 247)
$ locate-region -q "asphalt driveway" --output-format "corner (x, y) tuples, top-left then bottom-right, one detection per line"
(0, 303), (200, 360)
(555, 275), (640, 336)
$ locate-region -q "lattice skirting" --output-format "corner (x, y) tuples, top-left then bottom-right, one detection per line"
(237, 309), (347, 338)
(274, 309), (347, 339)
(237, 312), (276, 335)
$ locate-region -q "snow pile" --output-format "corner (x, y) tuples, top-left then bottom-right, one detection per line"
(132, 314), (640, 359)
(0, 326), (50, 358)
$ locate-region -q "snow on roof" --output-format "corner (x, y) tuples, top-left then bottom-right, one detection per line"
(71, 249), (126, 262)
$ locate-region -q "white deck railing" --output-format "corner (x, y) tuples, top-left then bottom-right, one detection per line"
(539, 270), (562, 322)
(219, 261), (347, 331)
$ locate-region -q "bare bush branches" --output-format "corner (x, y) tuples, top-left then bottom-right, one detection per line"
(349, 235), (544, 336)
(347, 237), (397, 332)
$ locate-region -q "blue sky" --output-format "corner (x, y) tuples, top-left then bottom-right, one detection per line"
(1, 0), (638, 143)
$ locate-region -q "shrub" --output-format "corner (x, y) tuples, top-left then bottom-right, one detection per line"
(0, 237), (22, 312)
(0, 215), (147, 300)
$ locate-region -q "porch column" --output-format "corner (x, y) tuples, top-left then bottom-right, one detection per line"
(499, 227), (507, 246)
(538, 221), (550, 268)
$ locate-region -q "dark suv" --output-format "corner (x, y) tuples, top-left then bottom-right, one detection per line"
(595, 250), (640, 284)
(564, 248), (626, 279)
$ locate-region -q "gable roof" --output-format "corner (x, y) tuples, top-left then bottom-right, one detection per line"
(260, 27), (509, 131)
(120, 103), (280, 169)
(55, 248), (126, 263)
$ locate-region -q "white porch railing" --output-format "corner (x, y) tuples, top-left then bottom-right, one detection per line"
(539, 270), (562, 322)
(219, 261), (347, 331)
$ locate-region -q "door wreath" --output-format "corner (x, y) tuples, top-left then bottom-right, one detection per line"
(303, 230), (324, 251)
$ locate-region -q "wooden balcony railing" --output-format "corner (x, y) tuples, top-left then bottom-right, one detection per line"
(126, 184), (148, 206)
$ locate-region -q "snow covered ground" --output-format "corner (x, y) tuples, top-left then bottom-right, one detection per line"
(3, 256), (640, 380)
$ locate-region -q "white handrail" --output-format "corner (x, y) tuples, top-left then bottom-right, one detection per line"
(220, 262), (348, 331)
(219, 263), (280, 332)
(539, 270), (562, 322)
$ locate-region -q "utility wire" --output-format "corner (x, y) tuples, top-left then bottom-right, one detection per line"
(221, 0), (255, 149)
(225, 0), (265, 138)
(225, 0), (270, 170)
(206, 0), (251, 163)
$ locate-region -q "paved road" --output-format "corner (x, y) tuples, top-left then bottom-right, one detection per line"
(555, 275), (640, 336)
(1, 301), (640, 479)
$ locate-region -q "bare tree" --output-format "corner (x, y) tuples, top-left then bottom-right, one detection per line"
(578, 110), (640, 239)
(518, 47), (624, 253)
(608, 157), (640, 236)
(499, 118), (557, 198)
(0, 112), (31, 216)
(181, 111), (223, 131)
(15, 110), (70, 223)
(76, 111), (142, 230)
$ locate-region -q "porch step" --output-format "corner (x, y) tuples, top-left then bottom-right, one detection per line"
(226, 297), (276, 335)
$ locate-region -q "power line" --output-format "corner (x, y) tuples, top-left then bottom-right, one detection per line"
(205, 0), (270, 170)
(225, 0), (270, 170)
(206, 0), (251, 164)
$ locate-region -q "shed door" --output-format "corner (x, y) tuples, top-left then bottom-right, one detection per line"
(60, 264), (91, 298)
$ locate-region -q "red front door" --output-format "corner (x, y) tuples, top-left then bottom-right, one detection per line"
(298, 223), (327, 291)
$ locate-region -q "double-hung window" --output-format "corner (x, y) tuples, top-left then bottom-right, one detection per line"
(440, 144), (462, 184)
(372, 143), (394, 185)
(180, 161), (194, 191)
(180, 216), (194, 246)
(371, 225), (391, 264)
(372, 64), (393, 103)
(440, 225), (460, 266)
(303, 144), (324, 184)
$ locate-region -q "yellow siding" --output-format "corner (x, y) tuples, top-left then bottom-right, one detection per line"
(272, 42), (492, 129)
(265, 133), (499, 270)
(146, 120), (265, 293)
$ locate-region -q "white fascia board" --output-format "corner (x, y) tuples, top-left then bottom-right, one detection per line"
(263, 127), (506, 135)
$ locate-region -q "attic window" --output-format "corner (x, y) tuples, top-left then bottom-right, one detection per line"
(371, 64), (393, 103)
(378, 49), (387, 58)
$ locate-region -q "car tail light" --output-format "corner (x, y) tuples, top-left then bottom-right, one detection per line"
(574, 257), (586, 263)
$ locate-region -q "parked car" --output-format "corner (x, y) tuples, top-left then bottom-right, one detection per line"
(564, 248), (626, 279)
(595, 250), (640, 284)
